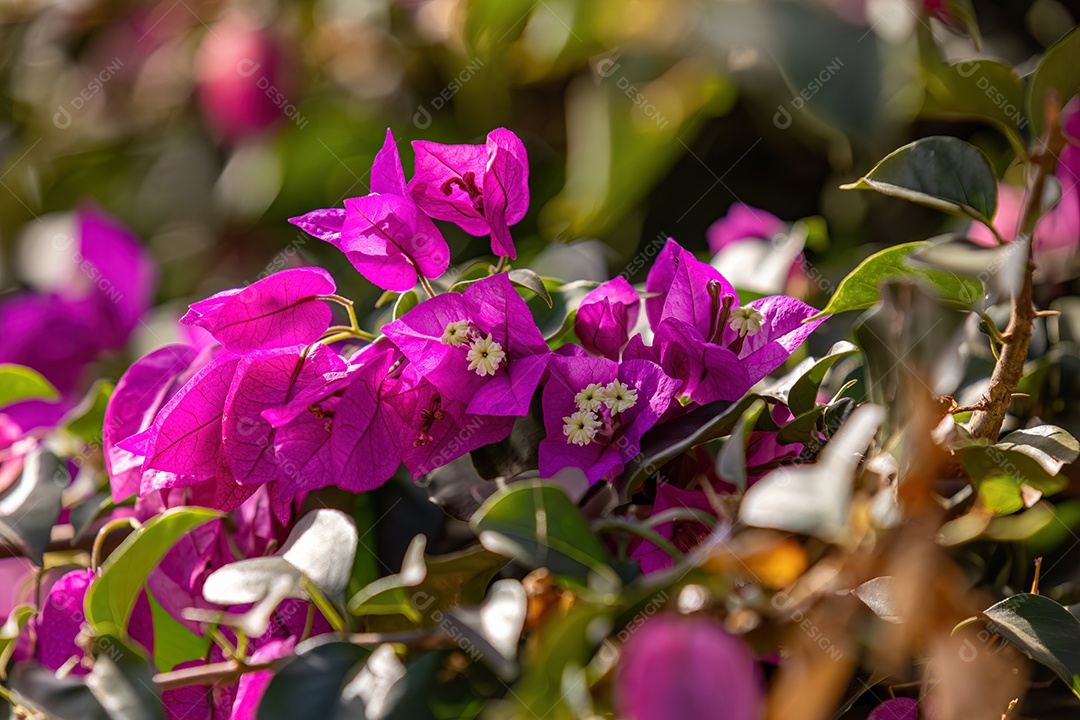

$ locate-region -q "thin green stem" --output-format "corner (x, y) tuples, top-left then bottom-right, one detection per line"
(302, 578), (346, 632)
(594, 520), (683, 561)
(91, 518), (138, 571)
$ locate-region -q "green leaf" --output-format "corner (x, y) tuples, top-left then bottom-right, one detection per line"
(958, 440), (1069, 496)
(501, 602), (611, 720)
(616, 395), (767, 497)
(787, 341), (859, 416)
(528, 280), (597, 342)
(348, 537), (507, 625)
(715, 399), (767, 492)
(1028, 26), (1080, 139)
(814, 242), (983, 317)
(470, 481), (616, 587)
(146, 590), (209, 672)
(0, 449), (66, 565)
(257, 640), (369, 720)
(85, 507), (221, 637)
(61, 380), (113, 444)
(0, 364), (58, 409)
(921, 58), (1026, 154)
(940, 0), (982, 48)
(8, 664), (108, 720)
(997, 425), (1079, 476)
(0, 605), (34, 678)
(983, 593), (1080, 698)
(393, 290), (420, 320)
(508, 268), (553, 308)
(87, 634), (164, 720)
(976, 474), (1025, 516)
(776, 405), (828, 445)
(840, 136), (998, 226)
(374, 290), (399, 308)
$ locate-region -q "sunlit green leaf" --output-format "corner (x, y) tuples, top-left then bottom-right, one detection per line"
(0, 364), (58, 409)
(814, 242), (983, 317)
(470, 481), (615, 587)
(85, 507), (222, 637)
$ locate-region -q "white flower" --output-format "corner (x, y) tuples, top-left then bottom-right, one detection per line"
(466, 333), (506, 376)
(440, 320), (471, 347)
(563, 410), (602, 446)
(574, 383), (605, 412)
(728, 306), (764, 337)
(599, 380), (638, 415)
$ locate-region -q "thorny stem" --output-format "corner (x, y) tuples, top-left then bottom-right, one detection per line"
(969, 96), (1067, 440)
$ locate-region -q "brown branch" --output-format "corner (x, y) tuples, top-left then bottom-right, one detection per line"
(968, 97), (1066, 440)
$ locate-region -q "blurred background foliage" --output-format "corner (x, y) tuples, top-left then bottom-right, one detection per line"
(0, 0), (1076, 347)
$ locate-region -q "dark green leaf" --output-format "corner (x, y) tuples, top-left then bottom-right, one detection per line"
(87, 635), (164, 720)
(815, 242), (983, 317)
(0, 364), (59, 409)
(940, 0), (982, 48)
(348, 537), (507, 625)
(528, 280), (596, 342)
(470, 481), (616, 587)
(616, 395), (766, 497)
(9, 664), (108, 720)
(776, 405), (827, 445)
(0, 449), (66, 564)
(62, 380), (113, 444)
(840, 136), (998, 225)
(507, 269), (553, 308)
(715, 399), (767, 492)
(257, 640), (369, 720)
(983, 593), (1080, 698)
(470, 395), (545, 480)
(85, 507), (221, 637)
(1028, 26), (1080, 139)
(787, 341), (859, 416)
(921, 58), (1025, 152)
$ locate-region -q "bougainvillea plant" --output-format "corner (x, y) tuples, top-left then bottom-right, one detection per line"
(2, 16), (1080, 720)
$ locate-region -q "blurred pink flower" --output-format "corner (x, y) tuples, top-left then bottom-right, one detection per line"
(970, 99), (1080, 279)
(196, 16), (291, 143)
(616, 614), (763, 720)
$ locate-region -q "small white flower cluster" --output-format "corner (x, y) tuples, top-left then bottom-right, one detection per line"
(563, 379), (638, 446)
(729, 306), (764, 337)
(441, 321), (506, 377)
